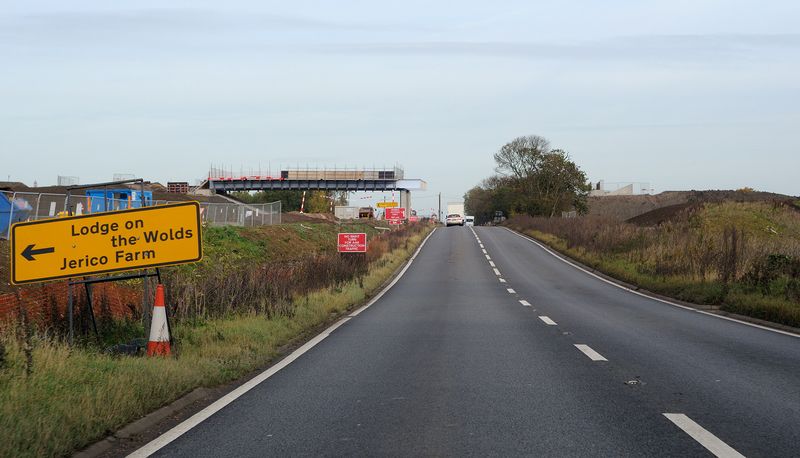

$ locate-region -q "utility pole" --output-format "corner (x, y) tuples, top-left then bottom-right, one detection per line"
(438, 192), (441, 221)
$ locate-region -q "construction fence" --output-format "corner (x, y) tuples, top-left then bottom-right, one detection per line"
(0, 190), (282, 239)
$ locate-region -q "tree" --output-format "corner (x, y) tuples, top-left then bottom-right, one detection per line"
(468, 135), (590, 220)
(493, 135), (551, 180)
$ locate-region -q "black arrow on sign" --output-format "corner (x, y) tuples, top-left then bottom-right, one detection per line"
(21, 244), (55, 261)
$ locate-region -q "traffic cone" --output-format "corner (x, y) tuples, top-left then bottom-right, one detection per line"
(146, 284), (171, 357)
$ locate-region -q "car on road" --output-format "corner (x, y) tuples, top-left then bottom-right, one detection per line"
(446, 214), (464, 227)
(465, 216), (475, 226)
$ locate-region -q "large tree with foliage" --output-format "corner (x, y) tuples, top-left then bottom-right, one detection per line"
(466, 135), (589, 221)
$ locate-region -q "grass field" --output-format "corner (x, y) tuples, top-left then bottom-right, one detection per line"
(506, 201), (800, 327)
(0, 223), (431, 457)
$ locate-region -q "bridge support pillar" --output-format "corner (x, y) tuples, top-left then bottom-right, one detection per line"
(399, 190), (411, 219)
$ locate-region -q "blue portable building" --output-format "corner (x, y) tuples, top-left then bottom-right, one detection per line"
(85, 189), (153, 213)
(0, 193), (32, 235)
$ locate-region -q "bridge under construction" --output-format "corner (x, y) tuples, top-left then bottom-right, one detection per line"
(202, 167), (427, 215)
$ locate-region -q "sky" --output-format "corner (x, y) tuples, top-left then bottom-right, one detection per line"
(2, 1), (799, 213)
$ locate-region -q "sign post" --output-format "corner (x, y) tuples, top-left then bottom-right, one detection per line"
(10, 201), (203, 285)
(338, 233), (367, 253)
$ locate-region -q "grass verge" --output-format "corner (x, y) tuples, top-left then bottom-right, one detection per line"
(513, 227), (800, 328)
(0, 227), (432, 458)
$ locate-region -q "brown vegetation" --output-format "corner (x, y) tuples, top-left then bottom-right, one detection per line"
(506, 201), (800, 327)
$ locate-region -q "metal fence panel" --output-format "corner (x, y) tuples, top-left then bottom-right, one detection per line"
(1, 190), (281, 239)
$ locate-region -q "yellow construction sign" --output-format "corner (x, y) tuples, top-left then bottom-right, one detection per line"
(376, 201), (399, 208)
(10, 202), (202, 284)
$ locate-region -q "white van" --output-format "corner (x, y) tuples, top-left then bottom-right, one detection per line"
(464, 216), (475, 226)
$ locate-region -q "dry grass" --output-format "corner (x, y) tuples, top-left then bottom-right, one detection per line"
(507, 201), (800, 326)
(0, 226), (432, 458)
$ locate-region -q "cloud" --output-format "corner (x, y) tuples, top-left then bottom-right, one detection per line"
(312, 34), (800, 62)
(0, 7), (428, 49)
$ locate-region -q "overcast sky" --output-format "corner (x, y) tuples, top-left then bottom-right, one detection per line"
(2, 1), (798, 212)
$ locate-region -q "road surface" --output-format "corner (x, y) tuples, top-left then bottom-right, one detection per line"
(139, 226), (800, 457)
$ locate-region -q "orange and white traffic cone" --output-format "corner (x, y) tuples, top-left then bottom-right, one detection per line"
(146, 284), (171, 357)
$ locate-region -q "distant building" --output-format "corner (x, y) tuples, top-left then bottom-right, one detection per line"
(590, 180), (652, 196)
(167, 182), (190, 193)
(57, 175), (79, 186)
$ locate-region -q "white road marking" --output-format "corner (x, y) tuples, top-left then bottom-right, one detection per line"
(499, 278), (506, 283)
(485, 255), (491, 260)
(574, 344), (607, 361)
(493, 268), (501, 276)
(539, 316), (557, 325)
(505, 228), (800, 339)
(482, 249), (487, 254)
(507, 288), (516, 294)
(663, 414), (745, 458)
(351, 228), (437, 317)
(479, 244), (484, 248)
(519, 300), (531, 307)
(489, 261), (496, 267)
(129, 228), (438, 457)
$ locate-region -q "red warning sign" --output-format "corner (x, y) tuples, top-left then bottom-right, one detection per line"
(338, 233), (367, 253)
(385, 207), (406, 221)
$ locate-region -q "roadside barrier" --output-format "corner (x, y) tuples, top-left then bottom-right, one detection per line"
(146, 284), (171, 357)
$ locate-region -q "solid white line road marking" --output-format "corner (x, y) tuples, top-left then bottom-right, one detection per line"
(574, 344), (607, 361)
(499, 278), (506, 283)
(129, 228), (438, 457)
(489, 261), (496, 267)
(519, 300), (532, 307)
(351, 228), (437, 317)
(663, 414), (745, 458)
(493, 268), (501, 276)
(506, 228), (800, 339)
(539, 316), (557, 325)
(507, 288), (516, 294)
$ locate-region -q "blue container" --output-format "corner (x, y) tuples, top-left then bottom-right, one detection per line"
(85, 189), (153, 213)
(0, 193), (33, 235)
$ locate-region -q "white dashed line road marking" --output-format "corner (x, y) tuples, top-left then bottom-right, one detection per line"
(493, 268), (501, 276)
(485, 255), (491, 260)
(663, 414), (745, 458)
(538, 316), (557, 325)
(519, 300), (531, 307)
(574, 344), (607, 361)
(507, 288), (516, 294)
(489, 261), (495, 267)
(482, 249), (487, 254)
(499, 278), (507, 283)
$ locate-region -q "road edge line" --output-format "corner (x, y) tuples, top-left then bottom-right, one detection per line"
(349, 227), (437, 317)
(504, 227), (800, 339)
(127, 227), (437, 457)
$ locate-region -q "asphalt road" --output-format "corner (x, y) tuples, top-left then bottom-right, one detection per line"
(143, 226), (800, 457)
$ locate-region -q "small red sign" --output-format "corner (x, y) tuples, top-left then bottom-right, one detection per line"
(385, 207), (406, 221)
(408, 216), (419, 223)
(388, 220), (403, 225)
(338, 233), (367, 253)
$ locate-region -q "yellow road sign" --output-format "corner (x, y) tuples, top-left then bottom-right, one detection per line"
(376, 201), (399, 208)
(10, 202), (202, 284)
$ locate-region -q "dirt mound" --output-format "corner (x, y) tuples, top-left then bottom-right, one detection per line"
(626, 203), (697, 226)
(281, 212), (336, 224)
(589, 190), (796, 221)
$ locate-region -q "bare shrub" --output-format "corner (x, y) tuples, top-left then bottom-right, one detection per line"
(165, 224), (425, 321)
